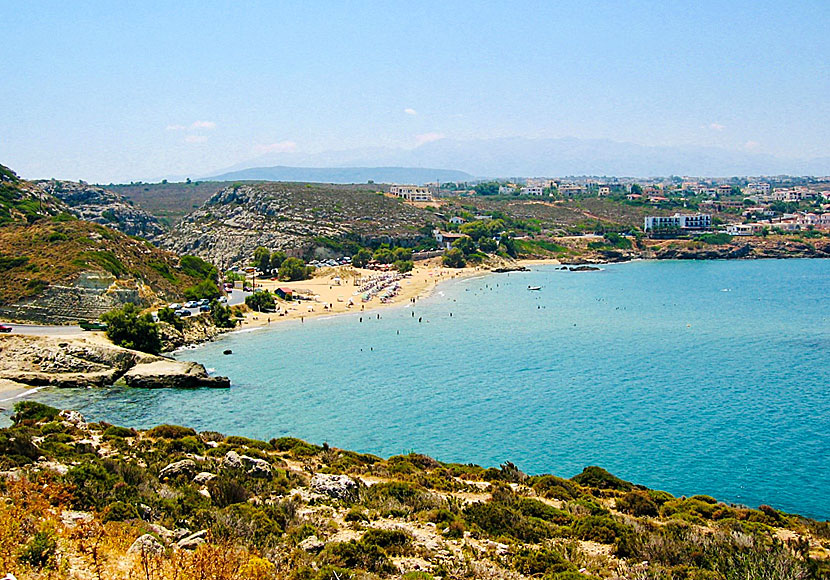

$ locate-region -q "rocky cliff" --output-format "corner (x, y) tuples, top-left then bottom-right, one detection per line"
(162, 183), (436, 269)
(37, 180), (165, 240)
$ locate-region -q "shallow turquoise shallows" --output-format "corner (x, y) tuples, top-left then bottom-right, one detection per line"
(29, 259), (830, 519)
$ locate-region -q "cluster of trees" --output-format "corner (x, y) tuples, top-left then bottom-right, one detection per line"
(352, 245), (413, 272)
(245, 291), (276, 312)
(251, 247), (314, 281)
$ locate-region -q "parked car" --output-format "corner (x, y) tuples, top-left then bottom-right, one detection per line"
(168, 303), (181, 310)
(175, 309), (191, 317)
(79, 321), (108, 331)
(198, 298), (209, 305)
(218, 296), (228, 303)
(0, 324), (12, 333)
(184, 301), (198, 308)
(199, 304), (211, 312)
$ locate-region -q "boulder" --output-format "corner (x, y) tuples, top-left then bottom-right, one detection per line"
(127, 534), (165, 556)
(193, 471), (216, 485)
(298, 535), (325, 553)
(122, 360), (230, 389)
(159, 459), (197, 479)
(177, 530), (207, 550)
(241, 455), (272, 479)
(221, 450), (243, 470)
(311, 473), (359, 501)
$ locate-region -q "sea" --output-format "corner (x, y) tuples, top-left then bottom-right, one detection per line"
(24, 259), (830, 520)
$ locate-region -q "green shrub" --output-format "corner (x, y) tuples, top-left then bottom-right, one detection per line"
(103, 425), (136, 439)
(572, 515), (630, 544)
(146, 424), (197, 439)
(64, 462), (117, 510)
(321, 540), (395, 575)
(103, 501), (139, 522)
(571, 466), (633, 491)
(226, 435), (273, 450)
(616, 490), (659, 517)
(510, 546), (573, 576)
(12, 401), (60, 424)
(157, 306), (183, 330)
(530, 474), (581, 500)
(19, 530), (57, 568)
(361, 528), (412, 555)
(463, 499), (552, 542)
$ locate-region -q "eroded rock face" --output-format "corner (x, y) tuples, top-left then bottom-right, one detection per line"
(311, 473), (359, 501)
(37, 180), (165, 240)
(162, 183), (433, 270)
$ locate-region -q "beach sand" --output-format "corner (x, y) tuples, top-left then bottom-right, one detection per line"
(234, 258), (533, 329)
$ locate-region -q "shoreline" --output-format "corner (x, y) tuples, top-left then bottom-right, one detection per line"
(228, 257), (540, 334)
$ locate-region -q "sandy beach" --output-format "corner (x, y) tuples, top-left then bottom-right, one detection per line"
(235, 258), (549, 330)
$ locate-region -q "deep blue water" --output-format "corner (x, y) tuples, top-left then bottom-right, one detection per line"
(28, 260), (830, 519)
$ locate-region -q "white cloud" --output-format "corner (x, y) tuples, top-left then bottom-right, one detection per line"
(166, 120), (217, 131)
(404, 108), (417, 116)
(253, 141), (298, 154)
(708, 122), (725, 131)
(743, 140), (761, 150)
(414, 132), (445, 146)
(185, 135), (208, 144)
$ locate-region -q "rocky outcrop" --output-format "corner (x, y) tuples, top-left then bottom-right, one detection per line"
(310, 473), (359, 501)
(158, 314), (230, 352)
(159, 459), (198, 479)
(220, 451), (272, 478)
(122, 360), (230, 389)
(162, 183), (434, 270)
(0, 272), (148, 325)
(0, 335), (229, 389)
(37, 180), (165, 240)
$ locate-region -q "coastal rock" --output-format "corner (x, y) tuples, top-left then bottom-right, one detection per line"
(298, 535), (325, 553)
(311, 473), (359, 501)
(127, 534), (165, 556)
(159, 459), (198, 479)
(193, 471), (216, 484)
(59, 410), (87, 427)
(221, 450), (244, 470)
(241, 455), (272, 479)
(121, 360), (230, 389)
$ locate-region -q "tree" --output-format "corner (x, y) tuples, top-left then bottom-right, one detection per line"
(157, 307), (183, 330)
(184, 278), (220, 301)
(474, 182), (500, 196)
(460, 221), (489, 241)
(269, 250), (287, 271)
(101, 303), (161, 354)
(373, 248), (395, 264)
(453, 235), (476, 256)
(245, 291), (275, 312)
(394, 260), (413, 273)
(499, 236), (517, 257)
(630, 183), (644, 195)
(210, 300), (236, 327)
(352, 248), (373, 268)
(253, 246), (271, 273)
(442, 248), (466, 268)
(479, 237), (498, 253)
(278, 257), (312, 281)
(393, 247), (412, 261)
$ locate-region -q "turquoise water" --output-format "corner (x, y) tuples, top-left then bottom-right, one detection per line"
(29, 260), (830, 519)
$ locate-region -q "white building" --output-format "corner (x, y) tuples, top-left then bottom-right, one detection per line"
(433, 230), (467, 250)
(746, 182), (771, 195)
(390, 185), (432, 202)
(520, 186), (546, 196)
(449, 216), (466, 225)
(644, 213), (712, 232)
(559, 184), (584, 196)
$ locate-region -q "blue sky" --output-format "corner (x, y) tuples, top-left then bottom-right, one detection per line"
(1, 0), (828, 182)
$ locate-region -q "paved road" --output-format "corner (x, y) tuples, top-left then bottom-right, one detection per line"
(1, 324), (86, 336)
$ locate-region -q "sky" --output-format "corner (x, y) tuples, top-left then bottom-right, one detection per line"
(1, 0), (828, 182)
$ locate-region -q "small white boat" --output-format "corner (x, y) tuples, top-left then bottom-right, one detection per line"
(528, 285), (542, 291)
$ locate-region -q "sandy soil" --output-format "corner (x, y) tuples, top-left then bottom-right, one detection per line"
(235, 258), (500, 329)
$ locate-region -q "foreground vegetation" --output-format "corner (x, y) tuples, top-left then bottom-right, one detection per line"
(1, 401), (827, 580)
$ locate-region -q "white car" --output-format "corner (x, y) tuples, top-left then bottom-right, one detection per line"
(168, 303), (181, 310)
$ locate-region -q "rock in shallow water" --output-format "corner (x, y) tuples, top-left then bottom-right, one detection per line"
(122, 360), (230, 389)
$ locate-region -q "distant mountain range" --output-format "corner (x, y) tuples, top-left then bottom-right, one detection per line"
(201, 137), (830, 182)
(205, 166), (474, 185)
